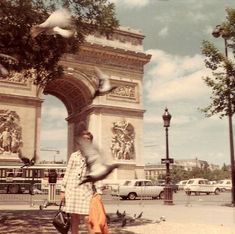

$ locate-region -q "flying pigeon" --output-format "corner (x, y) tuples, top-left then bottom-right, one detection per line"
(20, 157), (35, 168)
(0, 53), (18, 77)
(18, 150), (36, 168)
(93, 67), (117, 98)
(31, 8), (75, 38)
(78, 137), (119, 185)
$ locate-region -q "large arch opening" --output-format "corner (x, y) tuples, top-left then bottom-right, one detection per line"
(40, 95), (68, 163)
(40, 70), (96, 161)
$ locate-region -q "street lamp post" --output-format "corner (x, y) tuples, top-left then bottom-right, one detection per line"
(212, 25), (235, 206)
(162, 108), (173, 205)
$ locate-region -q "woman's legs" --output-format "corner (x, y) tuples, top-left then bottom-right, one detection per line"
(84, 215), (93, 234)
(71, 214), (80, 234)
(71, 214), (92, 234)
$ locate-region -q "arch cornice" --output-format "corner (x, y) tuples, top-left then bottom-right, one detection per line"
(66, 104), (145, 121)
(61, 42), (151, 72)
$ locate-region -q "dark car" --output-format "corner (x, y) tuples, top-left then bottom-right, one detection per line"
(154, 181), (178, 193)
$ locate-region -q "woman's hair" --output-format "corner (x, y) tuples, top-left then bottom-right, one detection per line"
(80, 130), (93, 141)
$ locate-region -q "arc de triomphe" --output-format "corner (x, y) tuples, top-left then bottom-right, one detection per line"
(0, 26), (151, 181)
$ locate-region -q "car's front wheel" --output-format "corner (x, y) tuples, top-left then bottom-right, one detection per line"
(214, 188), (220, 195)
(159, 191), (165, 200)
(128, 192), (137, 200)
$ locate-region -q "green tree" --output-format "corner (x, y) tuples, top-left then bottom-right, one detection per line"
(0, 0), (118, 87)
(171, 165), (189, 182)
(201, 8), (235, 118)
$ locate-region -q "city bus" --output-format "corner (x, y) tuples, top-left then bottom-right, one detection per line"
(0, 164), (66, 194)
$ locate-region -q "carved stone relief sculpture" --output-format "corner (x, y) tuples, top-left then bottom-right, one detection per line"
(107, 81), (138, 102)
(111, 120), (135, 160)
(0, 110), (22, 156)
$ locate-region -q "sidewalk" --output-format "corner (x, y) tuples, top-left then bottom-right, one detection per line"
(106, 203), (235, 234)
(1, 203), (235, 234)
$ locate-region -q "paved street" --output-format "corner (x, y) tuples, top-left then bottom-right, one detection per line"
(1, 191), (235, 233)
(1, 202), (235, 234)
(0, 190), (232, 206)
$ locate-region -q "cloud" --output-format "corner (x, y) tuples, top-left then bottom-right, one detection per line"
(39, 147), (67, 161)
(41, 105), (68, 130)
(144, 114), (195, 125)
(40, 128), (67, 142)
(110, 0), (150, 8)
(187, 12), (207, 23)
(145, 49), (210, 103)
(42, 106), (67, 120)
(158, 27), (168, 37)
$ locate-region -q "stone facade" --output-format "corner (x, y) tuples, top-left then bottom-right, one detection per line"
(0, 80), (42, 163)
(0, 27), (151, 181)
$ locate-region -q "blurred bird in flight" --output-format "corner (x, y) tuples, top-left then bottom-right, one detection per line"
(78, 135), (118, 185)
(93, 67), (117, 98)
(31, 8), (75, 38)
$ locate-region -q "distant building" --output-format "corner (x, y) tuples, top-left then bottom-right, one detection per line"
(174, 158), (208, 171)
(144, 158), (220, 180)
(174, 158), (220, 171)
(144, 163), (173, 180)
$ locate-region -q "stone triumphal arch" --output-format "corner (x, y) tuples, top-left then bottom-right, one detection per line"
(0, 26), (151, 181)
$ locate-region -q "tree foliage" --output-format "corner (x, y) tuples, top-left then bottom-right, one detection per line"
(161, 165), (230, 182)
(201, 8), (235, 118)
(0, 0), (119, 87)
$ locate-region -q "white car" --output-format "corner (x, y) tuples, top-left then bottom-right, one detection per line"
(184, 178), (220, 195)
(114, 179), (164, 200)
(176, 180), (188, 190)
(216, 179), (232, 191)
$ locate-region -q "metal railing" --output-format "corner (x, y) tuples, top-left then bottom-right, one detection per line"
(0, 182), (61, 207)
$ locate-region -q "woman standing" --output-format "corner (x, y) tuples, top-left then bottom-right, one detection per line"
(60, 130), (94, 234)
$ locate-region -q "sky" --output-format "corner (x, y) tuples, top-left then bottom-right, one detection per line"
(40, 0), (235, 166)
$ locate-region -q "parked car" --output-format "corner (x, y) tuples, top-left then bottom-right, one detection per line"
(176, 180), (188, 190)
(155, 181), (178, 193)
(184, 178), (220, 195)
(216, 179), (232, 191)
(112, 179), (164, 200)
